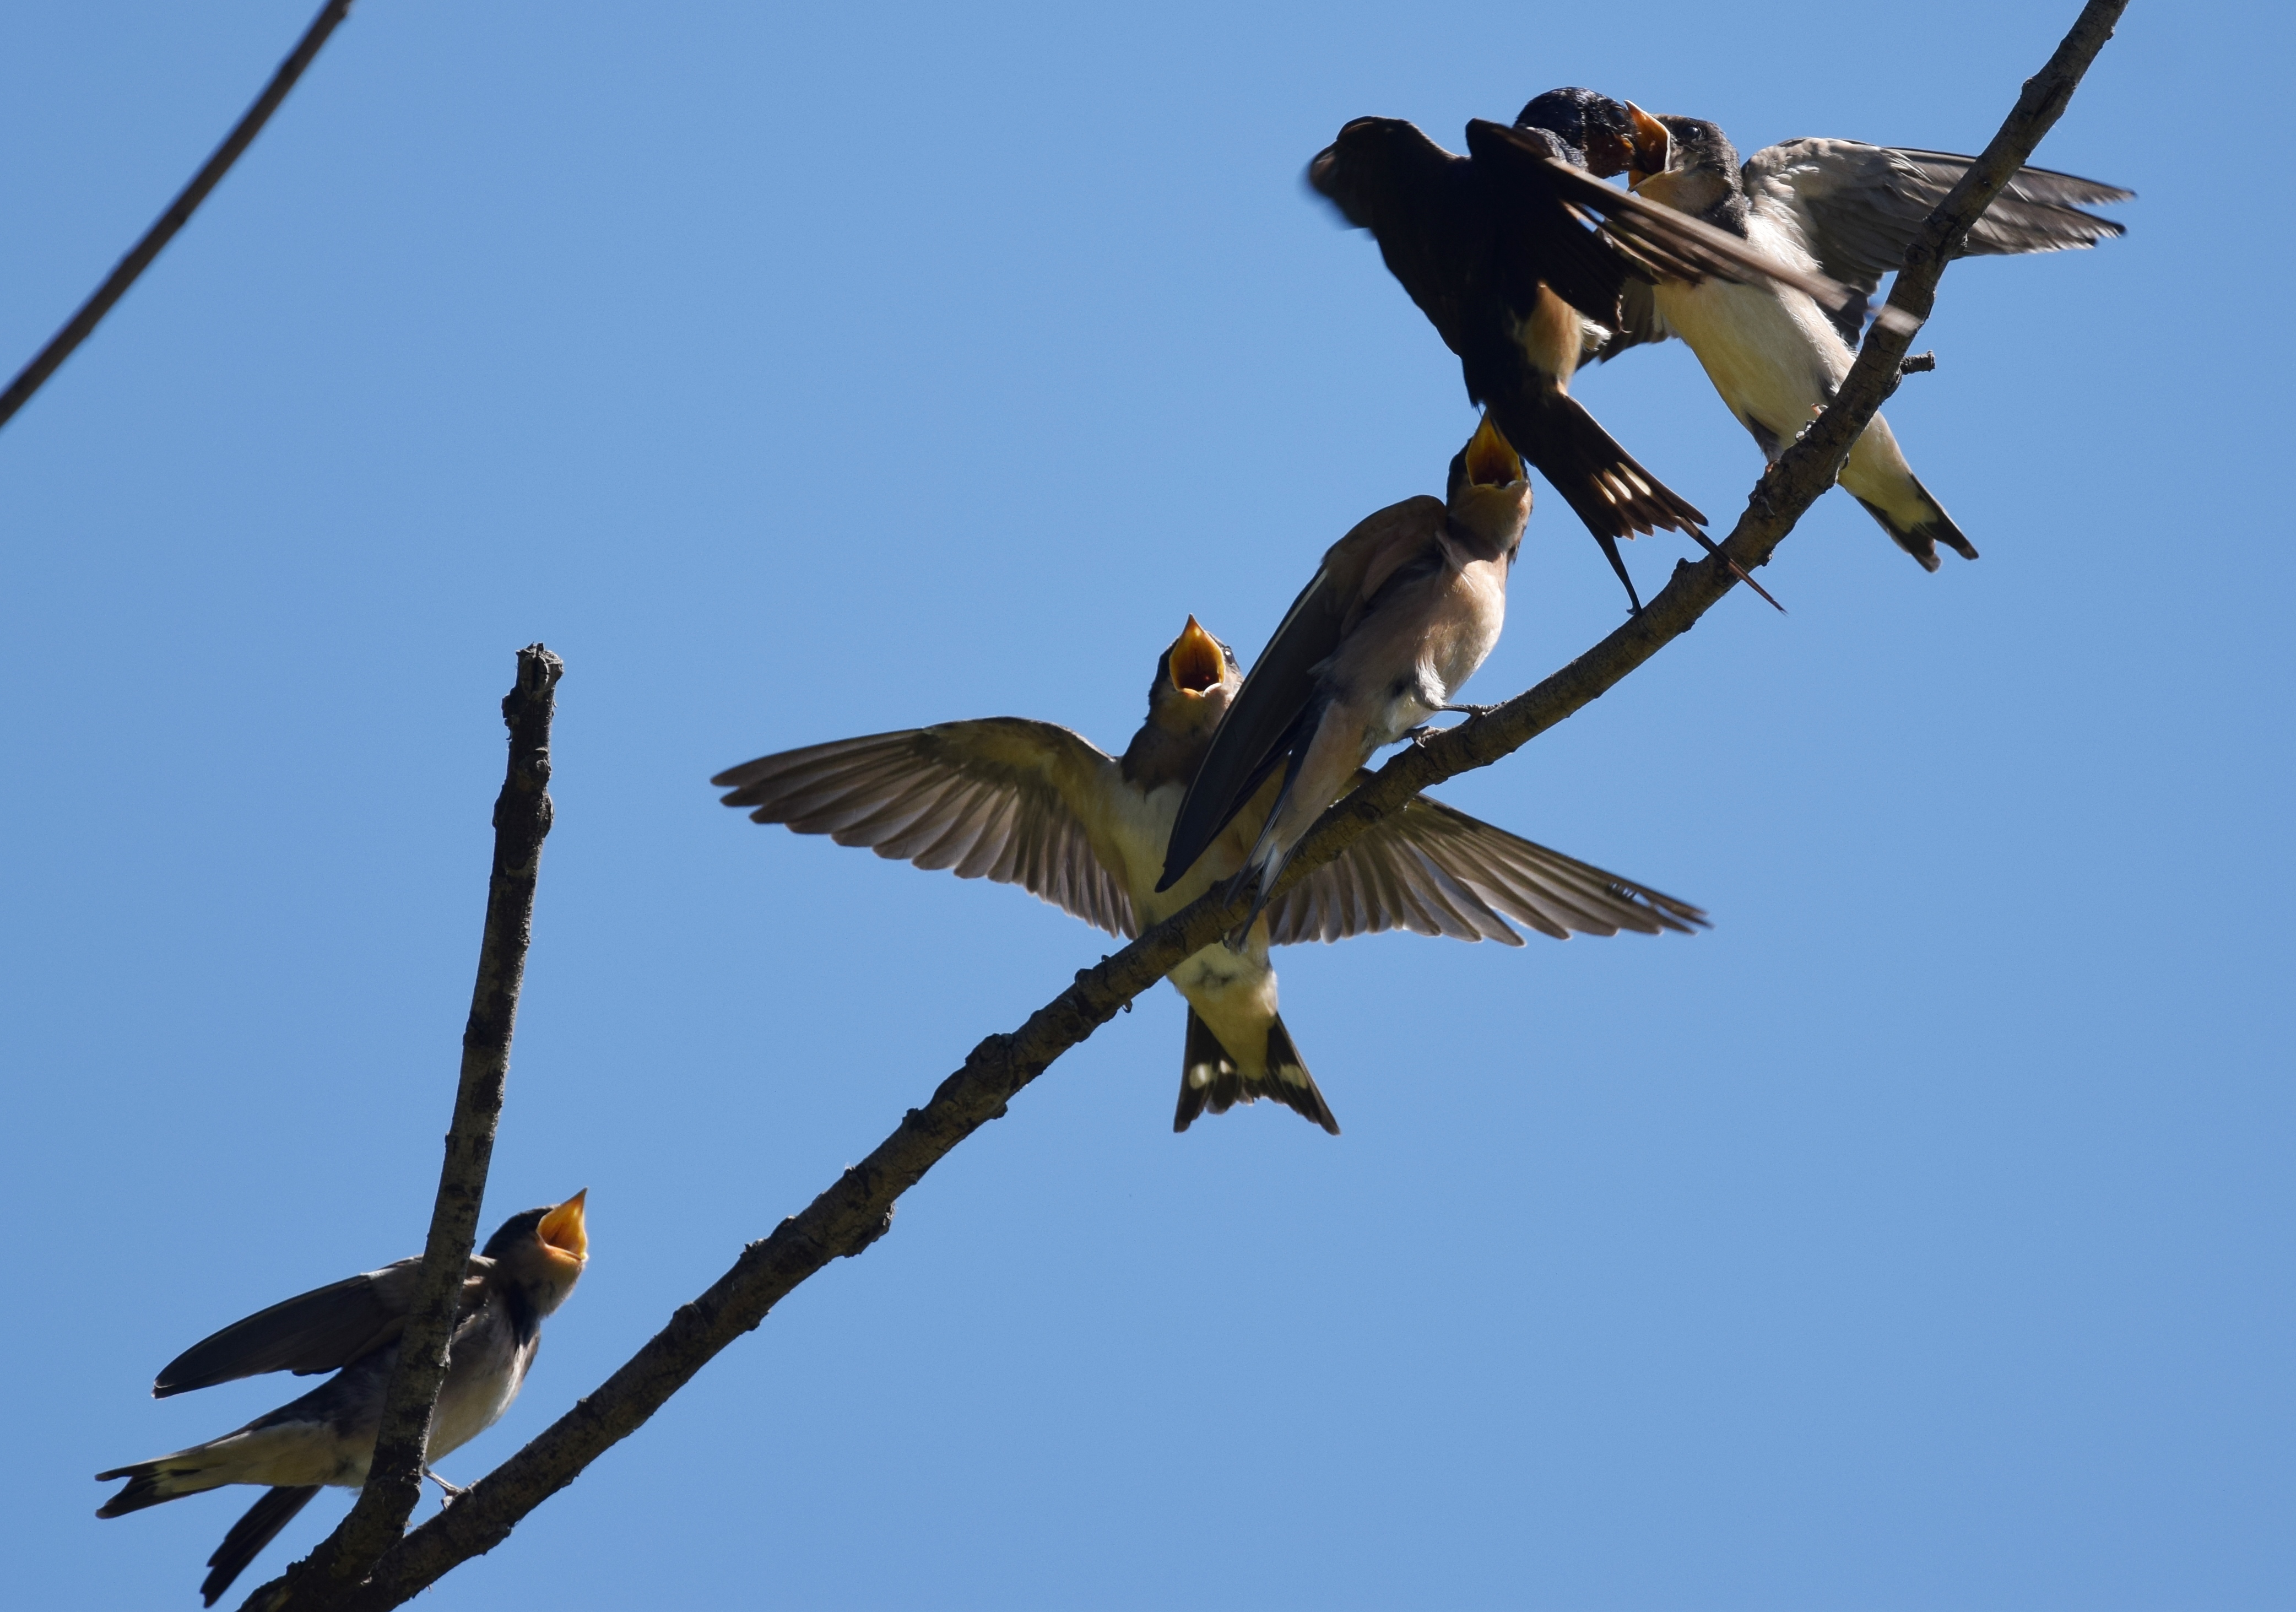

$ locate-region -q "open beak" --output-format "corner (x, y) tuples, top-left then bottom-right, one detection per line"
(1462, 413), (1524, 488)
(1623, 102), (1672, 190)
(537, 1189), (589, 1266)
(1167, 615), (1226, 696)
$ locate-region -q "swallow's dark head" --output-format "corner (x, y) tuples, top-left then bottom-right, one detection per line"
(1515, 87), (1636, 177)
(483, 1191), (589, 1318)
(1445, 413), (1531, 560)
(1627, 109), (1740, 217)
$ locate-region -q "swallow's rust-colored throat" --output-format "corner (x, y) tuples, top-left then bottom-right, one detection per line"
(1168, 616), (1225, 695)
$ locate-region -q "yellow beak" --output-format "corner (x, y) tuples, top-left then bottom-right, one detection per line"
(1623, 102), (1672, 190)
(1463, 413), (1523, 488)
(537, 1189), (589, 1264)
(1167, 615), (1226, 695)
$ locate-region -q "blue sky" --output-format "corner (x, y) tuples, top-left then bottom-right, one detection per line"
(4, 2), (2288, 1607)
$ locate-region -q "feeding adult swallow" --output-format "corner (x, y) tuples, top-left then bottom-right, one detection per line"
(96, 1194), (589, 1607)
(715, 607), (1703, 1136)
(1157, 415), (1537, 937)
(1308, 109), (1878, 611)
(1536, 93), (2129, 571)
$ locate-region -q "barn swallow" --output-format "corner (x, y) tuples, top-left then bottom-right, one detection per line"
(97, 1194), (589, 1607)
(1308, 110), (1876, 611)
(716, 609), (1703, 1136)
(1542, 95), (2128, 571)
(1156, 415), (1534, 935)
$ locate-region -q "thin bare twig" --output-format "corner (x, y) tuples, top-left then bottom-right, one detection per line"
(251, 4), (2126, 1606)
(0, 0), (355, 436)
(253, 645), (562, 1610)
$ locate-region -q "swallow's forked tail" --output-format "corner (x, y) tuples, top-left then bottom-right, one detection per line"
(202, 1486), (321, 1607)
(95, 1451), (230, 1517)
(1174, 1010), (1341, 1135)
(1846, 471), (1978, 573)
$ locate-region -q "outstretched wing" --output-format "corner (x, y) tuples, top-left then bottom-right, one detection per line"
(714, 720), (1135, 938)
(155, 1256), (493, 1395)
(1469, 121), (1921, 336)
(1157, 497), (1445, 891)
(1745, 138), (2130, 298)
(1266, 780), (1708, 945)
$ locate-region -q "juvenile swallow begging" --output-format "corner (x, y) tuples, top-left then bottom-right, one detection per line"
(97, 1194), (589, 1607)
(716, 605), (1702, 1137)
(1157, 415), (1533, 934)
(1541, 94), (2129, 571)
(1308, 108), (1880, 610)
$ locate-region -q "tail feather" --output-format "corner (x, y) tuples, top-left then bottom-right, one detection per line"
(1486, 384), (1707, 542)
(202, 1486), (321, 1608)
(95, 1458), (223, 1518)
(1848, 473), (1978, 571)
(1173, 1011), (1341, 1136)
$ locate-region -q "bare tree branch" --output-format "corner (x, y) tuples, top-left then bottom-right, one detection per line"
(0, 0), (355, 436)
(251, 4), (2126, 1606)
(252, 645), (562, 1610)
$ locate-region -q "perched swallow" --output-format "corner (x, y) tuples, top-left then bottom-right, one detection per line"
(1308, 109), (1873, 610)
(97, 1194), (589, 1607)
(1548, 95), (2128, 571)
(716, 607), (1703, 1136)
(1157, 415), (1532, 937)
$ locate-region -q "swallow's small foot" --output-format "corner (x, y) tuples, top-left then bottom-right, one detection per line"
(1436, 702), (1499, 718)
(423, 1468), (468, 1503)
(1404, 723), (1437, 747)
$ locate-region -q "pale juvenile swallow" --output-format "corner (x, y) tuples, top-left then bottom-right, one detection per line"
(1308, 110), (1877, 611)
(1157, 415), (1534, 933)
(715, 612), (1703, 1136)
(97, 1194), (589, 1607)
(1536, 94), (2129, 571)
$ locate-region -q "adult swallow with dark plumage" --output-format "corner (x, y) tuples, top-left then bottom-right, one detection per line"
(1157, 414), (1538, 937)
(716, 603), (1703, 1136)
(1308, 107), (1878, 611)
(1532, 93), (2129, 571)
(96, 1194), (589, 1607)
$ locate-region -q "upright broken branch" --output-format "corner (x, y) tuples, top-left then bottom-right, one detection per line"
(249, 4), (2126, 1607)
(0, 0), (356, 435)
(257, 645), (562, 1609)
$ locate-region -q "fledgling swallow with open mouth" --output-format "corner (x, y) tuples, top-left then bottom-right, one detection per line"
(1157, 415), (1625, 955)
(716, 602), (1703, 1136)
(1520, 90), (2130, 572)
(96, 1194), (589, 1606)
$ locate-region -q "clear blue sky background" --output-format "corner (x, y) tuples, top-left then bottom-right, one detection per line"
(4, 2), (2287, 1607)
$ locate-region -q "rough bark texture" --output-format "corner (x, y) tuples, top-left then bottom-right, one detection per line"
(0, 1), (357, 436)
(253, 646), (562, 1610)
(247, 4), (2125, 1607)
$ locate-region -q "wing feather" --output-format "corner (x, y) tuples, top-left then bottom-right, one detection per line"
(1265, 781), (1708, 945)
(153, 1257), (494, 1396)
(714, 721), (1134, 938)
(1745, 138), (2129, 296)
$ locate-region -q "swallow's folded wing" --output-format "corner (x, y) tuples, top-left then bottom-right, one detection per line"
(1745, 138), (2130, 297)
(154, 1256), (493, 1395)
(1266, 779), (1709, 945)
(1158, 497), (1443, 891)
(714, 720), (1135, 938)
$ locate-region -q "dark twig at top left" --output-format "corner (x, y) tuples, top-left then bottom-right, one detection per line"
(0, 0), (356, 436)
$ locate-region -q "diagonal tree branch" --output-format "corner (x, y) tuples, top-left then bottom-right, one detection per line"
(0, 0), (355, 436)
(253, 645), (564, 1610)
(251, 4), (2125, 1606)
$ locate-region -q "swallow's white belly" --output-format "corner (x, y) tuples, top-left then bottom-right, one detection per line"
(1655, 275), (1846, 452)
